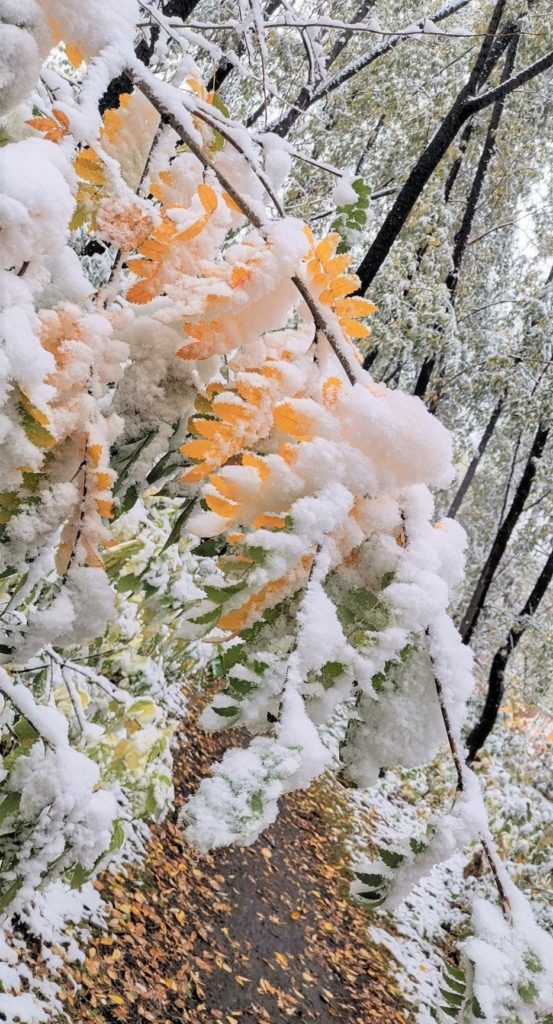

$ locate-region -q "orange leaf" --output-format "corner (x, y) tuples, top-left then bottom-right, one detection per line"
(322, 376), (343, 408)
(175, 215), (208, 243)
(26, 116), (58, 133)
(235, 381), (264, 405)
(88, 443), (103, 468)
(95, 498), (113, 518)
(94, 472), (113, 491)
(222, 191), (242, 213)
(52, 108), (70, 128)
(181, 463), (211, 483)
(193, 419), (234, 442)
(340, 318), (370, 339)
(210, 401), (251, 425)
(126, 259), (153, 277)
(198, 183), (218, 214)
(204, 493), (238, 518)
(230, 266), (253, 288)
(242, 453), (270, 480)
(209, 474), (242, 501)
(126, 279), (157, 304)
(138, 239), (167, 260)
(181, 438), (214, 460)
(66, 42), (84, 68)
(252, 513), (286, 530)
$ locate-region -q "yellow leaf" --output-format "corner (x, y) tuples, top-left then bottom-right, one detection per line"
(340, 317), (370, 339)
(19, 391), (50, 426)
(52, 108), (70, 129)
(329, 274), (360, 298)
(273, 403), (313, 441)
(335, 296), (377, 317)
(198, 182), (218, 214)
(313, 233), (340, 263)
(74, 150), (105, 185)
(324, 253), (351, 278)
(303, 224), (315, 245)
(274, 952), (288, 968)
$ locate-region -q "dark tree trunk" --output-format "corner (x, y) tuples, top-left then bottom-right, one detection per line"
(447, 394), (505, 519)
(466, 547), (553, 762)
(446, 33), (519, 298)
(413, 356), (436, 400)
(460, 423), (549, 645)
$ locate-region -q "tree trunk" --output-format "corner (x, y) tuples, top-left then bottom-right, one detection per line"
(446, 33), (519, 298)
(447, 394), (505, 519)
(466, 547), (553, 762)
(459, 422), (549, 645)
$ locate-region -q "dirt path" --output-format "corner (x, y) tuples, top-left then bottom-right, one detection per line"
(64, 710), (412, 1024)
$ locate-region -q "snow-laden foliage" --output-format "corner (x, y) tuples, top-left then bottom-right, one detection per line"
(0, 2), (551, 1020)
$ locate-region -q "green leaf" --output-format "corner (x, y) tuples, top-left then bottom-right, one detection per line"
(0, 792), (20, 823)
(13, 718), (39, 744)
(379, 848), (404, 869)
(69, 862), (92, 890)
(192, 537), (226, 557)
(517, 981), (538, 1005)
(381, 571), (396, 588)
(409, 837), (428, 855)
(320, 661), (345, 688)
(160, 498), (196, 552)
(357, 892), (387, 908)
(0, 877), (23, 912)
(250, 791), (264, 814)
(108, 819), (125, 853)
(116, 573), (143, 594)
(70, 203), (89, 230)
(212, 704), (239, 717)
(355, 872), (387, 888)
(444, 963), (465, 982)
(440, 989), (464, 1008)
(204, 580), (247, 604)
(190, 606), (221, 625)
(211, 92), (230, 117)
(228, 677), (255, 697)
(523, 950), (543, 973)
(243, 545), (267, 565)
